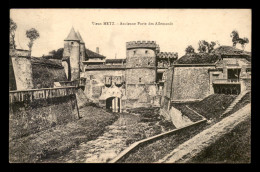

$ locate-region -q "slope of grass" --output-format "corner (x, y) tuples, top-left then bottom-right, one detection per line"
(9, 105), (119, 163)
(188, 116), (251, 163)
(223, 91), (251, 117)
(119, 94), (238, 163)
(188, 94), (237, 120)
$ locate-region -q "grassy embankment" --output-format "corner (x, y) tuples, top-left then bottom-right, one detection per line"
(188, 116), (251, 163)
(173, 94), (237, 121)
(119, 94), (238, 163)
(223, 91), (251, 117)
(9, 105), (119, 163)
(188, 92), (251, 163)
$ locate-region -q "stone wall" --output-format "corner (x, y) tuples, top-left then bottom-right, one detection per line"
(125, 84), (158, 108)
(62, 60), (70, 80)
(160, 106), (193, 128)
(126, 68), (156, 84)
(9, 94), (79, 140)
(9, 56), (17, 90)
(241, 78), (251, 92)
(83, 70), (126, 103)
(172, 66), (213, 101)
(126, 49), (155, 59)
(11, 56), (34, 90)
(163, 67), (174, 99)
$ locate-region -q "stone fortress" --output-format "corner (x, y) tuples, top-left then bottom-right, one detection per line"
(9, 27), (251, 114)
(8, 27), (251, 154)
(62, 27), (178, 112)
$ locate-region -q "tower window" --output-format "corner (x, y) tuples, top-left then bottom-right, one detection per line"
(139, 78), (142, 82)
(71, 42), (74, 45)
(145, 50), (148, 54)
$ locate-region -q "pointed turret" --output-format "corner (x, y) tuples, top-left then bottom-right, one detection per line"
(76, 31), (85, 44)
(64, 27), (80, 41)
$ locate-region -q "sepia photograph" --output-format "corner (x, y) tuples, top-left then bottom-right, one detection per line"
(9, 9), (251, 163)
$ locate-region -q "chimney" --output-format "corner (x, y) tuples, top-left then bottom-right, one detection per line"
(96, 47), (99, 54)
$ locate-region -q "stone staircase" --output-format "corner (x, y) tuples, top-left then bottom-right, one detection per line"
(222, 90), (250, 116)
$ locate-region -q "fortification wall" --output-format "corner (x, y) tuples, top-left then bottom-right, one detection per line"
(62, 60), (70, 80)
(125, 84), (158, 108)
(162, 67), (174, 99)
(83, 70), (125, 102)
(241, 78), (251, 92)
(9, 56), (17, 90)
(11, 57), (34, 90)
(9, 87), (79, 140)
(172, 66), (213, 101)
(126, 68), (156, 84)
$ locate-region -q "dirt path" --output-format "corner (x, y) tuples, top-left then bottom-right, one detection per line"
(158, 103), (251, 163)
(55, 113), (141, 163)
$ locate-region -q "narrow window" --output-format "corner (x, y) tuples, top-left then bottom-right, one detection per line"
(139, 78), (142, 82)
(145, 50), (148, 54)
(71, 42), (74, 45)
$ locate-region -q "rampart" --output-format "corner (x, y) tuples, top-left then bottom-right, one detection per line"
(9, 86), (79, 140)
(10, 49), (34, 90)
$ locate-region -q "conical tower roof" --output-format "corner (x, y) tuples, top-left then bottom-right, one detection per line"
(76, 31), (85, 43)
(64, 27), (80, 41)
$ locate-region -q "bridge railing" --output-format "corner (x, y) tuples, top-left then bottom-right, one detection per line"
(9, 86), (77, 104)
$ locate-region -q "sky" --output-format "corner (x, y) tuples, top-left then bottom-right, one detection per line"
(10, 9), (251, 59)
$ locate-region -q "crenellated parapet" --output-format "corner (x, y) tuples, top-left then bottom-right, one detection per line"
(157, 52), (178, 59)
(126, 41), (159, 50)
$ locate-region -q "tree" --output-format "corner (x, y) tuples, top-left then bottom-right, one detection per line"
(230, 30), (249, 50)
(208, 41), (216, 53)
(185, 45), (195, 54)
(26, 28), (40, 56)
(198, 40), (216, 53)
(10, 18), (17, 49)
(44, 48), (64, 59)
(49, 50), (56, 55)
(241, 37), (249, 50)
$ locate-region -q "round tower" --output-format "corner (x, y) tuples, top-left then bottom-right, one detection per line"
(63, 27), (81, 81)
(126, 41), (159, 84)
(125, 41), (159, 108)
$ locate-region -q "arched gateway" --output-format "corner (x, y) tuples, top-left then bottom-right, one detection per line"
(99, 84), (125, 113)
(106, 97), (121, 112)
